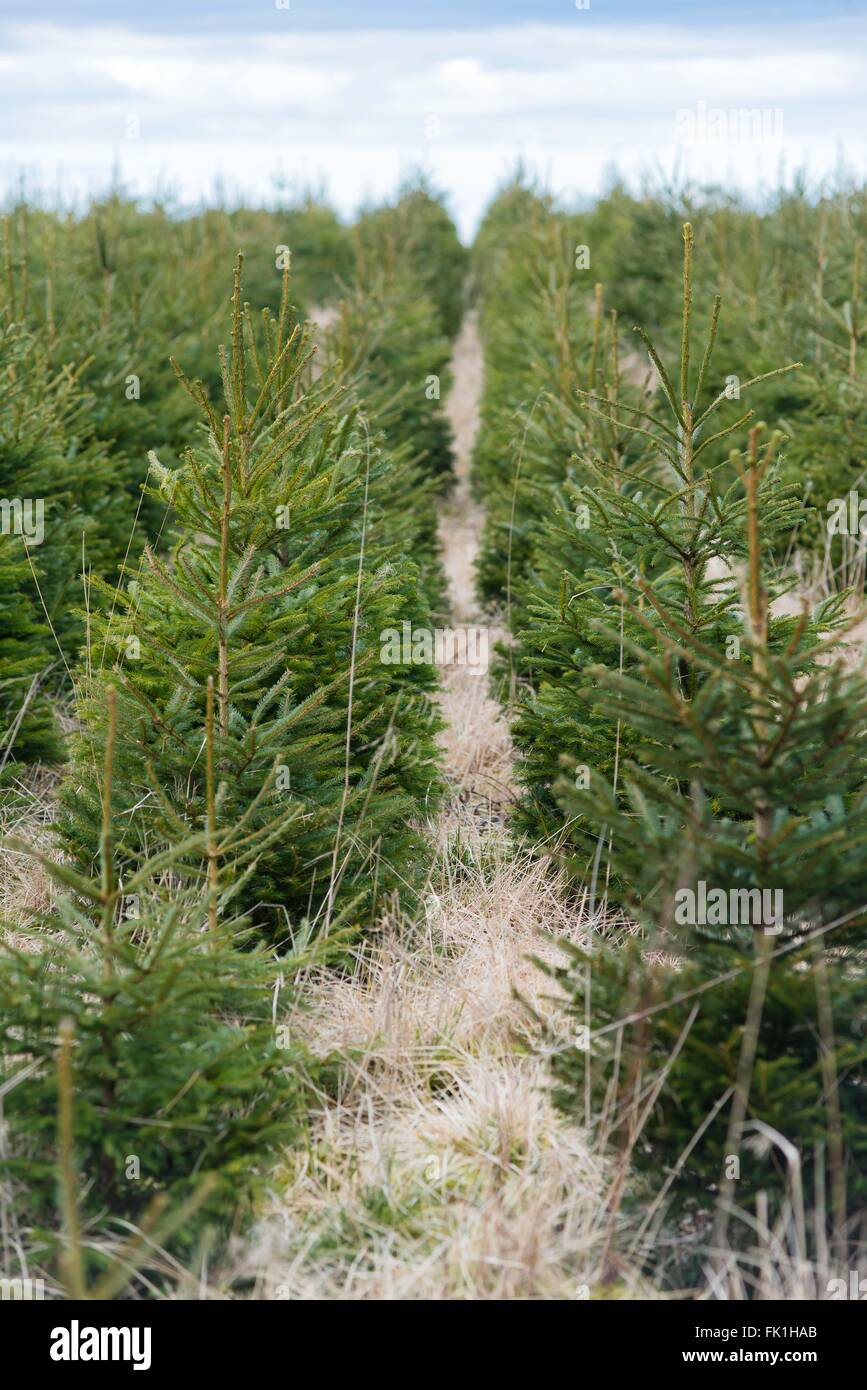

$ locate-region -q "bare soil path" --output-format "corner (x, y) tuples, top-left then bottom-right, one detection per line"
(435, 312), (513, 826)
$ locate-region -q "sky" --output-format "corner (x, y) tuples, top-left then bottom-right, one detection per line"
(1, 0), (866, 238)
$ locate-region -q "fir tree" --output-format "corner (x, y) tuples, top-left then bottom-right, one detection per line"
(356, 178), (468, 339)
(470, 185), (652, 626)
(534, 225), (867, 1271)
(0, 534), (60, 772)
(0, 686), (316, 1289)
(322, 294), (448, 618)
(470, 182), (563, 607)
(512, 223), (803, 881)
(335, 265), (456, 487)
(4, 196), (357, 544)
(0, 307), (120, 776)
(0, 311), (117, 631)
(58, 258), (443, 941)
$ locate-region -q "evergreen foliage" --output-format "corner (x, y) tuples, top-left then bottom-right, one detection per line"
(0, 312), (117, 623)
(57, 258), (443, 941)
(0, 534), (60, 772)
(0, 308), (119, 773)
(1, 196), (355, 557)
(350, 181), (466, 490)
(356, 178), (468, 338)
(510, 224), (803, 854)
(0, 688), (315, 1289)
(323, 292), (447, 616)
(331, 267), (456, 489)
(530, 224), (867, 1263)
(470, 178), (651, 621)
(8, 166), (867, 1296)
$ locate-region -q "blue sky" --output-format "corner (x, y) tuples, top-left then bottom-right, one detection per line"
(2, 1), (865, 236)
(2, 2), (863, 30)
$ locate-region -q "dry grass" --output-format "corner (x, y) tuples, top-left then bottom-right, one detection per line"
(233, 826), (624, 1300)
(0, 768), (59, 936)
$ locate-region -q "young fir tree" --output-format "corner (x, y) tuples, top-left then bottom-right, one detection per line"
(58, 258), (443, 941)
(511, 223), (805, 884)
(506, 282), (654, 844)
(778, 233), (867, 562)
(323, 293), (448, 619)
(470, 187), (650, 623)
(355, 178), (468, 339)
(547, 436), (867, 1271)
(3, 195), (353, 572)
(535, 226), (867, 1272)
(0, 534), (61, 772)
(337, 261), (456, 488)
(0, 686), (316, 1289)
(688, 197), (867, 567)
(350, 181), (467, 490)
(0, 305), (123, 776)
(0, 309), (118, 627)
(586, 184), (686, 350)
(471, 188), (566, 607)
(2, 206), (196, 552)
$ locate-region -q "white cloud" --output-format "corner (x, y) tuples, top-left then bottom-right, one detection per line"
(1, 17), (865, 237)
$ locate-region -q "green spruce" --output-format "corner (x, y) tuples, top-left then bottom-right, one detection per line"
(58, 257), (443, 941)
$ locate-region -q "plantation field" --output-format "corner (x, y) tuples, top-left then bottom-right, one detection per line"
(2, 174), (867, 1302)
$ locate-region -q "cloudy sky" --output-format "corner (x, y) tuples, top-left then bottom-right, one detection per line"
(1, 0), (865, 237)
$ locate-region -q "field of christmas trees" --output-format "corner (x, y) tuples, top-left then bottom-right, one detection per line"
(2, 172), (867, 1301)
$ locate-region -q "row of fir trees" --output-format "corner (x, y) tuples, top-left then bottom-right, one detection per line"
(0, 188), (467, 1294)
(472, 184), (867, 1284)
(0, 179), (464, 775)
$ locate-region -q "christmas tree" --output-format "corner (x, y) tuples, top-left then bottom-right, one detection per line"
(535, 224), (867, 1272)
(1, 686), (316, 1291)
(58, 258), (443, 941)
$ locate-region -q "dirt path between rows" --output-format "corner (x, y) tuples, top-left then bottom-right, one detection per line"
(435, 312), (513, 825)
(437, 311), (486, 623)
